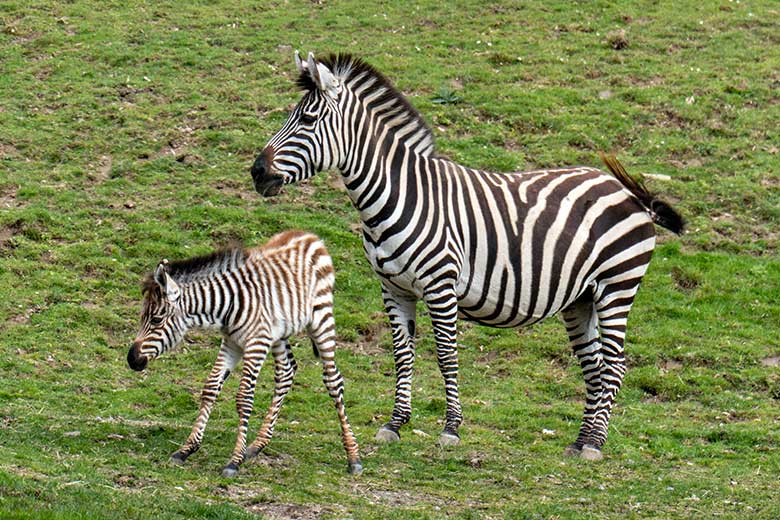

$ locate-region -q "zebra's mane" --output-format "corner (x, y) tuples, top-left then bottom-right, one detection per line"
(141, 242), (247, 294)
(296, 53), (435, 153)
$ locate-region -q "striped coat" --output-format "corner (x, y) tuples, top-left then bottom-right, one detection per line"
(127, 231), (362, 476)
(251, 53), (684, 459)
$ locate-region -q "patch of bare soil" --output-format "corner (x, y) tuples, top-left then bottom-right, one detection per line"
(213, 179), (256, 201)
(350, 482), (447, 509)
(89, 155), (113, 182)
(0, 143), (21, 160)
(245, 502), (326, 520)
(761, 357), (780, 367)
(0, 220), (22, 251)
(338, 313), (388, 356)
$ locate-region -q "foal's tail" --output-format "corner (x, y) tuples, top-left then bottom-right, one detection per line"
(600, 153), (685, 235)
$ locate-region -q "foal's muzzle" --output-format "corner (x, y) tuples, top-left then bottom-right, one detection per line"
(127, 343), (149, 372)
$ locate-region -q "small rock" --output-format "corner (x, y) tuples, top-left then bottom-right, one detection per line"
(124, 201), (136, 209)
(63, 431), (81, 437)
(598, 90), (612, 100)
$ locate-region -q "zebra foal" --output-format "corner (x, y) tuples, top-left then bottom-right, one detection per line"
(127, 231), (362, 476)
(250, 53), (684, 460)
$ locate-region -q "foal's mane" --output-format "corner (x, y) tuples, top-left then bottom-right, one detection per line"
(296, 53), (435, 153)
(141, 242), (247, 295)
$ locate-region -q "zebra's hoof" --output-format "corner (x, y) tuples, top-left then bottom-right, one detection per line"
(348, 460), (363, 475)
(580, 444), (603, 461)
(562, 444), (582, 457)
(375, 427), (400, 443)
(221, 463), (240, 478)
(438, 431), (460, 448)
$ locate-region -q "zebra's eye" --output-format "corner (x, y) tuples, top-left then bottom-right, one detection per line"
(300, 113), (317, 126)
(150, 315), (164, 326)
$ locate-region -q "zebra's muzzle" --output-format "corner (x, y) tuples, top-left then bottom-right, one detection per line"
(254, 176), (284, 197)
(251, 148), (284, 197)
(127, 344), (149, 372)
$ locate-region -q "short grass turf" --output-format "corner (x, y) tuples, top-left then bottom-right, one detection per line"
(1, 1), (779, 519)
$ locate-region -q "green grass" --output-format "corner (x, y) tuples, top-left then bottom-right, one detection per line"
(2, 0), (779, 518)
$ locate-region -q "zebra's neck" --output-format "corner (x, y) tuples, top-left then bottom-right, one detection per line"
(339, 92), (435, 224)
(179, 276), (233, 330)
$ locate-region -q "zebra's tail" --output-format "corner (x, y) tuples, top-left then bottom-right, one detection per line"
(599, 153), (685, 235)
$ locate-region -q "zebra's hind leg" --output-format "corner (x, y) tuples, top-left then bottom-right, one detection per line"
(582, 278), (641, 458)
(560, 297), (603, 460)
(376, 287), (417, 443)
(310, 310), (362, 474)
(246, 340), (297, 460)
(171, 338), (241, 464)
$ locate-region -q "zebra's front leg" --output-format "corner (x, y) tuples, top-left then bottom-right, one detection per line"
(426, 289), (462, 447)
(375, 288), (417, 443)
(246, 340), (296, 460)
(171, 338), (241, 464)
(222, 338), (270, 478)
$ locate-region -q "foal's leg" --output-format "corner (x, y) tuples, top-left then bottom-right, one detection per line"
(246, 340), (297, 459)
(222, 335), (271, 477)
(171, 338), (241, 464)
(375, 284), (417, 443)
(560, 297), (603, 459)
(310, 304), (362, 474)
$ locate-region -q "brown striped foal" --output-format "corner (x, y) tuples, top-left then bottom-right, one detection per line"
(127, 231), (362, 477)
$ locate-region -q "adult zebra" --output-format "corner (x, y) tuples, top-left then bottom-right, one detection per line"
(250, 52), (683, 460)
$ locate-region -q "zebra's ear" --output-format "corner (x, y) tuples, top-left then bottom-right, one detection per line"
(306, 52), (341, 98)
(154, 260), (180, 302)
(295, 50), (306, 74)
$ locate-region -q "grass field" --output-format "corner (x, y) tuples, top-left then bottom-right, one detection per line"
(1, 1), (779, 518)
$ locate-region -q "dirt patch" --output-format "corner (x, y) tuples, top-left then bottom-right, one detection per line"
(7, 305), (42, 326)
(338, 313), (389, 356)
(0, 221), (22, 251)
(89, 155), (113, 182)
(670, 266), (699, 292)
(245, 502), (326, 520)
(761, 357), (780, 367)
(0, 143), (21, 160)
(351, 482), (446, 508)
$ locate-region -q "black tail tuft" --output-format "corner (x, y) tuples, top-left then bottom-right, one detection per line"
(599, 152), (685, 235)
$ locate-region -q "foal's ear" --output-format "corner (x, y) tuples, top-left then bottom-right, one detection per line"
(154, 260), (181, 302)
(296, 51), (341, 99)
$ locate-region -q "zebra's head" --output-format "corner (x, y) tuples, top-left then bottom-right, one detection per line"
(251, 51), (344, 197)
(127, 260), (186, 371)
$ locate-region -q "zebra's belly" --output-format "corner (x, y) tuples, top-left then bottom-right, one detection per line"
(454, 261), (589, 328)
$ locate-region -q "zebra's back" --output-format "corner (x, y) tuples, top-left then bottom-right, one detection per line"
(244, 231), (335, 338)
(363, 160), (656, 327)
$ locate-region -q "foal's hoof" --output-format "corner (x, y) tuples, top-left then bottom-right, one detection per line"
(221, 463), (240, 478)
(170, 451), (189, 465)
(580, 444), (603, 461)
(438, 430), (460, 448)
(245, 445), (262, 460)
(348, 460), (364, 475)
(375, 426), (400, 443)
(562, 444), (582, 457)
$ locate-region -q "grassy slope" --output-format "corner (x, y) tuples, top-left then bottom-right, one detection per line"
(1, 0), (779, 518)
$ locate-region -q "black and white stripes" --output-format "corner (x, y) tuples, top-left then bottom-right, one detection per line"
(127, 231), (362, 476)
(252, 53), (683, 459)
